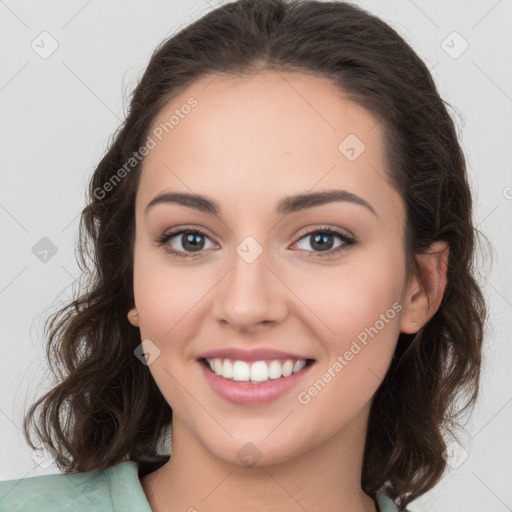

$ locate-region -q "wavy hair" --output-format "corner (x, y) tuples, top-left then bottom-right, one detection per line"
(23, 1), (487, 509)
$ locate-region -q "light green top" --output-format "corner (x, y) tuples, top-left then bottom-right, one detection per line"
(0, 460), (401, 511)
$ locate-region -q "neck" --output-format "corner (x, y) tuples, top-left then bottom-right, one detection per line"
(141, 403), (377, 512)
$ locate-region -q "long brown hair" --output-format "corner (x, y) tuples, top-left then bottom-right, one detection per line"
(23, 1), (487, 509)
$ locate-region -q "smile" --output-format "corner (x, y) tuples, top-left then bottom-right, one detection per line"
(203, 357), (313, 383)
(198, 357), (316, 405)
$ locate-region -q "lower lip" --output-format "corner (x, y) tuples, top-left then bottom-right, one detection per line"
(198, 360), (315, 405)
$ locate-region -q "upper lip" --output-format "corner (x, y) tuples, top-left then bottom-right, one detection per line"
(198, 347), (314, 362)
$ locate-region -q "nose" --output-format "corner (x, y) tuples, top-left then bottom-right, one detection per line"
(211, 239), (289, 334)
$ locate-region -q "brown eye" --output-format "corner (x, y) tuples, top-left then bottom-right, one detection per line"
(292, 227), (356, 258)
(156, 228), (216, 258)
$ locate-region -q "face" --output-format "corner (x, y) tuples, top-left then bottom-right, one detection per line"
(128, 71), (412, 466)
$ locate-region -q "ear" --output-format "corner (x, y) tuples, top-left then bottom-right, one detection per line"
(127, 307), (140, 327)
(400, 240), (449, 334)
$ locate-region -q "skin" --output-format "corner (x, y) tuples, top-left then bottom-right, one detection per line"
(127, 71), (449, 512)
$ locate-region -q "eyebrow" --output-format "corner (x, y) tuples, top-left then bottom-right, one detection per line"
(144, 189), (377, 217)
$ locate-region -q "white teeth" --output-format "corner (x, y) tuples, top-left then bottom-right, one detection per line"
(232, 361), (250, 381)
(293, 360), (306, 373)
(222, 359), (233, 379)
(268, 360), (282, 379)
(205, 357), (310, 382)
(213, 359), (223, 375)
(282, 360), (293, 377)
(250, 361), (269, 382)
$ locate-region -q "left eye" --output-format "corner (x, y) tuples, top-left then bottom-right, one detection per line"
(156, 227), (355, 259)
(293, 228), (354, 256)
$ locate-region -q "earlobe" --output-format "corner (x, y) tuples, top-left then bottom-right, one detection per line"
(127, 308), (140, 327)
(400, 241), (449, 334)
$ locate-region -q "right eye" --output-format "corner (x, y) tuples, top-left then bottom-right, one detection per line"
(156, 228), (217, 258)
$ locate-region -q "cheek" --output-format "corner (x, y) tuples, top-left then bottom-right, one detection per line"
(290, 251), (406, 360)
(134, 238), (218, 350)
(310, 255), (402, 311)
(132, 241), (206, 342)
(292, 266), (404, 428)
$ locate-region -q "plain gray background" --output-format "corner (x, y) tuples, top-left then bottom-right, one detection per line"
(1, 1), (511, 511)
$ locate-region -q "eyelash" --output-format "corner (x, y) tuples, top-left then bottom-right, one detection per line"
(155, 225), (356, 259)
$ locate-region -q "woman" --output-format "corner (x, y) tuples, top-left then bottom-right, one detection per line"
(0, 1), (486, 511)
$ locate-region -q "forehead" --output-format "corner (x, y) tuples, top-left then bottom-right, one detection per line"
(137, 70), (401, 223)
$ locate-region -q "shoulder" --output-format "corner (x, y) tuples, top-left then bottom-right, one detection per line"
(0, 460), (152, 512)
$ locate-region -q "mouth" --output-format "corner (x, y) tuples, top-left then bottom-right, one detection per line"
(199, 357), (316, 384)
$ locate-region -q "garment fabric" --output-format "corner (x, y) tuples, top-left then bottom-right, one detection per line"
(0, 456), (402, 511)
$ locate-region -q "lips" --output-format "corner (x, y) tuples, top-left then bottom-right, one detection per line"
(196, 346), (316, 405)
(198, 346), (314, 362)
(198, 358), (315, 405)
